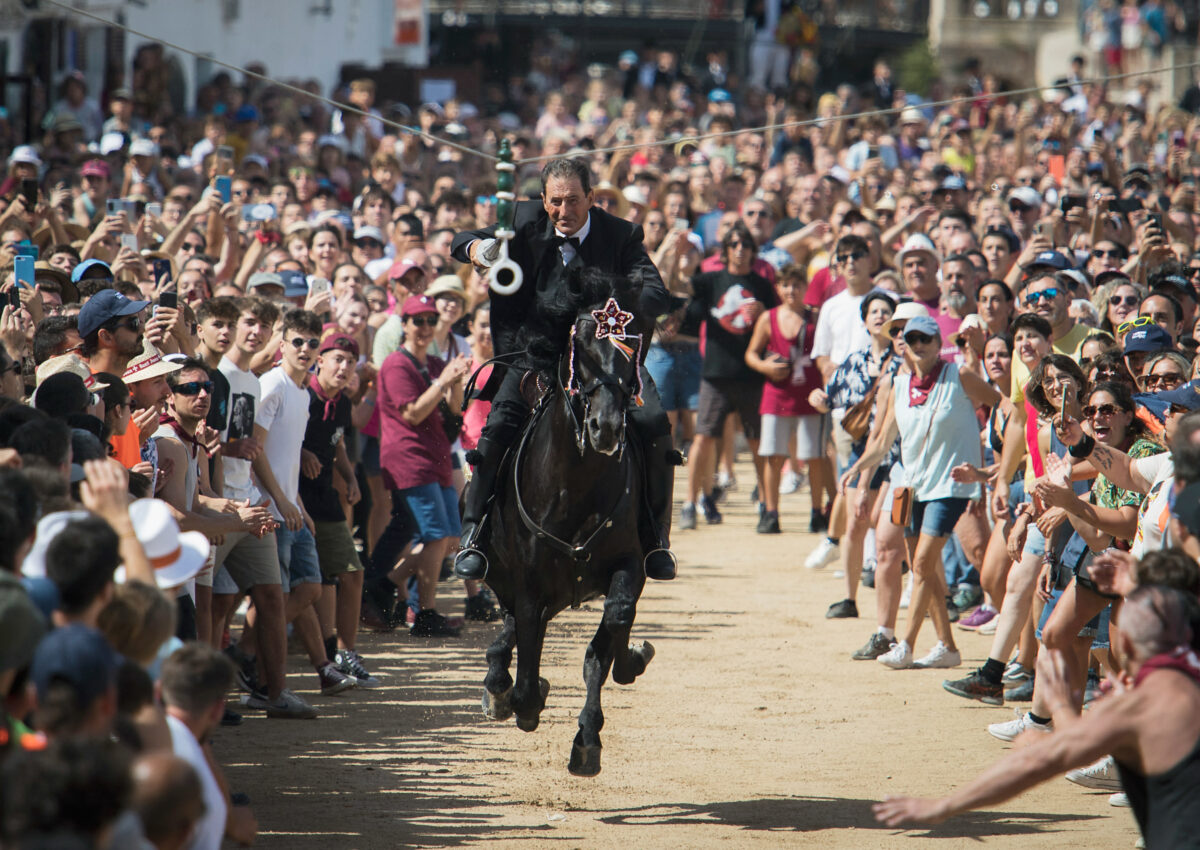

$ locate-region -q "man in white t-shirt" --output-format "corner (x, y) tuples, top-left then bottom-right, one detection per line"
(160, 643), (256, 850)
(211, 297), (316, 720)
(253, 308), (355, 697)
(812, 234), (876, 379)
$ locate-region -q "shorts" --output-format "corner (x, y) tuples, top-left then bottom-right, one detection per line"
(1006, 476), (1026, 517)
(314, 520), (363, 582)
(831, 412), (854, 471)
(1023, 524), (1047, 558)
(1036, 586), (1113, 649)
(696, 378), (762, 440)
(398, 482), (461, 543)
(275, 526), (323, 591)
(846, 442), (891, 491)
(194, 548), (215, 588)
(646, 343), (701, 411)
(361, 435), (381, 476)
(907, 497), (970, 539)
(758, 413), (829, 459)
(212, 530), (281, 595)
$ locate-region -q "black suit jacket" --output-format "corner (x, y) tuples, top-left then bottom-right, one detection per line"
(451, 201), (669, 357)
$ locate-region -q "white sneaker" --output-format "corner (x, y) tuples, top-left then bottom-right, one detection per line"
(988, 711), (1052, 742)
(1066, 756), (1121, 791)
(912, 641), (962, 669)
(899, 573), (913, 609)
(717, 472), (737, 491)
(1108, 792), (1130, 807)
(266, 688), (318, 719)
(780, 470), (805, 494)
(978, 615), (999, 635)
(877, 639), (914, 669)
(805, 538), (840, 569)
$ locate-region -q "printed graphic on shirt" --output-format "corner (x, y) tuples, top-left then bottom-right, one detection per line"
(711, 284), (757, 335)
(227, 393), (255, 441)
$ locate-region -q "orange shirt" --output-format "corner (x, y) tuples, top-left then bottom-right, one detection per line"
(109, 422), (142, 468)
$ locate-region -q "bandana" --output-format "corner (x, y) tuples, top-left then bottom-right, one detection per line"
(309, 374), (342, 422)
(1134, 645), (1200, 689)
(158, 412), (204, 456)
(908, 359), (944, 407)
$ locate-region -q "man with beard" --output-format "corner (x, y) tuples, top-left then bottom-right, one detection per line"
(937, 254), (980, 362)
(78, 289), (151, 467)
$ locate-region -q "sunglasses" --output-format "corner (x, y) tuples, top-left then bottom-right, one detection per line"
(1093, 249), (1123, 258)
(836, 249), (867, 264)
(1024, 288), (1060, 305)
(180, 242), (203, 253)
(1117, 315), (1154, 335)
(888, 325), (905, 338)
(0, 361), (20, 376)
(1140, 372), (1185, 389)
(174, 380), (214, 396)
(1083, 403), (1121, 418)
(904, 331), (935, 345)
(115, 315), (142, 331)
(1109, 294), (1139, 307)
(475, 195), (497, 205)
(289, 337), (321, 350)
(407, 315), (438, 327)
(726, 240), (749, 249)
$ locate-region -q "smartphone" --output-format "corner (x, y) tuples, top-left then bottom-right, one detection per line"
(671, 219), (688, 232)
(6, 289), (19, 309)
(217, 145), (234, 161)
(106, 198), (123, 216)
(151, 258), (173, 289)
(1060, 194), (1086, 213)
(309, 277), (331, 296)
(1148, 212), (1163, 231)
(20, 179), (37, 207)
(215, 176), (232, 204)
(14, 255), (34, 290)
(1173, 131), (1186, 149)
(120, 234), (138, 253)
(13, 242), (37, 259)
(158, 291), (178, 310)
(145, 202), (162, 218)
(1112, 197), (1143, 213)
(866, 145), (880, 160)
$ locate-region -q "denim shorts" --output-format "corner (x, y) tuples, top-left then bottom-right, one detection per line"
(846, 441), (891, 491)
(398, 482), (461, 543)
(1023, 524), (1047, 558)
(1036, 586), (1112, 649)
(908, 496), (970, 538)
(645, 342), (701, 412)
(276, 526), (323, 590)
(361, 435), (381, 476)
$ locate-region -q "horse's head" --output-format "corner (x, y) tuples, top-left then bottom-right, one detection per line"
(560, 273), (644, 456)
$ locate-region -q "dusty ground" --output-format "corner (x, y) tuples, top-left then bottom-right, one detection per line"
(223, 463), (1139, 849)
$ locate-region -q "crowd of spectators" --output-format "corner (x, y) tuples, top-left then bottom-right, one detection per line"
(4, 32), (1200, 848)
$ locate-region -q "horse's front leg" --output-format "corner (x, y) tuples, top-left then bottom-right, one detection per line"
(569, 612), (614, 776)
(511, 601), (550, 732)
(609, 562), (653, 686)
(482, 613), (517, 720)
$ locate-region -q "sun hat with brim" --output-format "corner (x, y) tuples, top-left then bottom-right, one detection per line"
(31, 372), (92, 416)
(9, 145), (41, 168)
(115, 499), (210, 590)
(402, 294), (438, 317)
(35, 353), (108, 391)
(123, 342), (182, 384)
(30, 623), (122, 705)
(25, 260), (80, 303)
(894, 233), (942, 269)
(881, 301), (930, 337)
(622, 185), (649, 209)
(593, 182), (629, 218)
(77, 289), (148, 337)
(20, 510), (92, 579)
(284, 221), (312, 239)
(426, 275), (467, 304)
(0, 572), (47, 673)
(902, 315), (941, 339)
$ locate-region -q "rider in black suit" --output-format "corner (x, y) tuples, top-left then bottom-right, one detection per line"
(450, 158), (678, 581)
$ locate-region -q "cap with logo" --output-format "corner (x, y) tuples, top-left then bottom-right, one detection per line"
(77, 289), (149, 338)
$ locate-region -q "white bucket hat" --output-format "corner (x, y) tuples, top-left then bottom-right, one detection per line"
(121, 499), (210, 589)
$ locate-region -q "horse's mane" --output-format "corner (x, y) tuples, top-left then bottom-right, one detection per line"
(516, 267), (642, 370)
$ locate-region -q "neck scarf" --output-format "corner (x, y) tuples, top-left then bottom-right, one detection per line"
(908, 359), (945, 407)
(158, 412), (203, 456)
(1134, 645), (1200, 689)
(308, 374), (341, 422)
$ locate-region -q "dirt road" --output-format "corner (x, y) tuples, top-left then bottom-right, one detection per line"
(223, 467), (1138, 849)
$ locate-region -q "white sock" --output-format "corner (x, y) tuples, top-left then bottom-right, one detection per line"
(877, 626), (895, 639)
(864, 528), (876, 561)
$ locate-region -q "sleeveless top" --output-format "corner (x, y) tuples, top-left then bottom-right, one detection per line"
(152, 422), (199, 511)
(758, 308), (820, 417)
(894, 363), (981, 501)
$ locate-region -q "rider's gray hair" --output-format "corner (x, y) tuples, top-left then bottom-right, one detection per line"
(541, 158), (592, 196)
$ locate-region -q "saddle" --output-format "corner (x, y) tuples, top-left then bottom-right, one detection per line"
(518, 369), (553, 407)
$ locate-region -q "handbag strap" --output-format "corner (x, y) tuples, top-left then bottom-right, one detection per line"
(854, 348), (893, 408)
(396, 346), (436, 389)
(907, 364), (945, 463)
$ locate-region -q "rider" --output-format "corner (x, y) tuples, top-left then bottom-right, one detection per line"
(450, 157), (678, 582)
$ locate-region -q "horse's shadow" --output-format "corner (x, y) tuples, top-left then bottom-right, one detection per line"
(579, 796), (1108, 839)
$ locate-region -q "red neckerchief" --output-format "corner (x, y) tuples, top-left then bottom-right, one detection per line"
(309, 374), (341, 422)
(1134, 646), (1200, 689)
(908, 359), (945, 407)
(158, 412), (204, 456)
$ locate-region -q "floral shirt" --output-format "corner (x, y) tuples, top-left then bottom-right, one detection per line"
(826, 346), (901, 464)
(1093, 437), (1164, 510)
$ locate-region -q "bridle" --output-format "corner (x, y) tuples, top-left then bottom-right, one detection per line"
(561, 310), (643, 457)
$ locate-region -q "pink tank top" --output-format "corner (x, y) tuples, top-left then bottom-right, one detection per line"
(759, 308), (821, 417)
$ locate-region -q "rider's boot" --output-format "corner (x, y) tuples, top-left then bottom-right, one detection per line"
(641, 434), (683, 581)
(454, 436), (504, 580)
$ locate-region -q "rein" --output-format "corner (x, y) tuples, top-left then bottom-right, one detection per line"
(462, 348), (530, 408)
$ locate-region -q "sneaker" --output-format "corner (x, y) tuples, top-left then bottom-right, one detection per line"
(1004, 676), (1035, 702)
(945, 597), (961, 624)
(913, 641), (961, 669)
(266, 688), (318, 719)
(899, 573), (913, 609)
(710, 483), (726, 504)
(699, 493), (723, 525)
(958, 605), (997, 631)
(878, 639), (915, 669)
(680, 502), (697, 530)
(717, 472), (737, 492)
(780, 470), (804, 494)
(464, 592), (501, 621)
(804, 537), (839, 569)
(951, 583), (982, 611)
(1002, 662), (1033, 684)
(230, 650), (260, 695)
(241, 686), (271, 711)
(318, 662), (357, 696)
(808, 510), (830, 534)
(410, 609), (463, 637)
(826, 598), (859, 619)
(977, 615), (999, 635)
(1108, 792), (1130, 807)
(943, 669), (1004, 705)
(335, 649), (381, 688)
(220, 707), (243, 727)
(987, 711), (1052, 742)
(1066, 756), (1122, 791)
(756, 511), (781, 534)
(861, 558), (877, 588)
(852, 631), (896, 660)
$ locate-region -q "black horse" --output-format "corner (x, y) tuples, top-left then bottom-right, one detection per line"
(478, 269), (657, 776)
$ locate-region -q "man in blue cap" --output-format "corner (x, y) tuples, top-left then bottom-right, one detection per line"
(1123, 323), (1175, 379)
(30, 623), (121, 739)
(77, 288), (149, 377)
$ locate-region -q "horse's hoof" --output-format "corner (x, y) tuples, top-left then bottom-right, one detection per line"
(483, 687), (513, 721)
(629, 640), (655, 668)
(516, 713), (540, 732)
(568, 742), (602, 776)
(539, 677), (550, 702)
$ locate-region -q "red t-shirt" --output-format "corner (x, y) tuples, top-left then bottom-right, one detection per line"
(377, 349), (453, 490)
(804, 266), (845, 308)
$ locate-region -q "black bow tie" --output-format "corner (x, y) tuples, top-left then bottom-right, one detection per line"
(553, 234), (581, 249)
